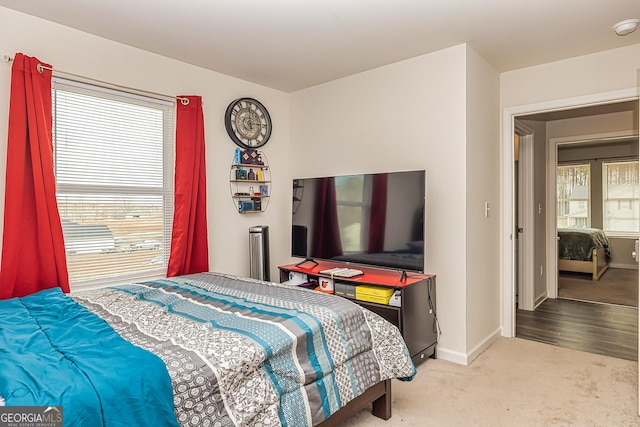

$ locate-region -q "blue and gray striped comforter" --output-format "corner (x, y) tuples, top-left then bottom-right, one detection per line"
(72, 272), (416, 426)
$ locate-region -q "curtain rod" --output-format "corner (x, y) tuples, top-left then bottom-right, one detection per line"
(559, 155), (637, 163)
(3, 54), (189, 105)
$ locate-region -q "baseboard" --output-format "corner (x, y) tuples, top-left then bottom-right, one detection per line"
(435, 327), (501, 366)
(609, 263), (638, 270)
(534, 295), (547, 310)
(435, 347), (468, 365)
(466, 327), (501, 365)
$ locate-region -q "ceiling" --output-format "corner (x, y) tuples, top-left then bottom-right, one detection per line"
(0, 0), (639, 93)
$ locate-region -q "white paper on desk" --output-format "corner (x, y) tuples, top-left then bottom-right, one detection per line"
(284, 272), (308, 285)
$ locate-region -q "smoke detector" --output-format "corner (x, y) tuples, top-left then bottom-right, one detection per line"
(613, 19), (639, 36)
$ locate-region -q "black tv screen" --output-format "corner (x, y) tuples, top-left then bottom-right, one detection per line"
(291, 170), (425, 272)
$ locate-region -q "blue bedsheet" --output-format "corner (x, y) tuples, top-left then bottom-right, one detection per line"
(0, 287), (178, 427)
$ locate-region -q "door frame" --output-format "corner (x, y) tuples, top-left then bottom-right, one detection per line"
(546, 130), (639, 299)
(501, 87), (638, 337)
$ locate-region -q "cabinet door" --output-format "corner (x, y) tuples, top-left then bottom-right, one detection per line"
(401, 279), (436, 357)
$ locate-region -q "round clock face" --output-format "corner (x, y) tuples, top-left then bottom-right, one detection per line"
(224, 97), (272, 149)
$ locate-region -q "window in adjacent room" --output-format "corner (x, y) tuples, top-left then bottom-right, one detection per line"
(52, 79), (174, 288)
(556, 163), (590, 228)
(602, 160), (639, 236)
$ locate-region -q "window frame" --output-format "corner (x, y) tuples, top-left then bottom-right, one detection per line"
(602, 159), (639, 238)
(52, 78), (175, 289)
(556, 162), (591, 229)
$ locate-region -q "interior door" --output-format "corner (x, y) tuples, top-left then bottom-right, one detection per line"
(637, 68), (639, 416)
(515, 133), (521, 307)
(515, 123), (535, 310)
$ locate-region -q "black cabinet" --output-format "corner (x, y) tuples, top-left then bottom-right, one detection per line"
(278, 262), (437, 365)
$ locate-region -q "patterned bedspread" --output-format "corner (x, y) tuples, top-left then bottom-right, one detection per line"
(72, 272), (416, 427)
(558, 227), (612, 261)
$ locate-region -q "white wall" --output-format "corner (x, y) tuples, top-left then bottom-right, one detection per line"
(0, 7), (291, 280)
(548, 111), (638, 139)
(290, 44), (501, 362)
(465, 47), (501, 355)
(501, 43), (640, 109)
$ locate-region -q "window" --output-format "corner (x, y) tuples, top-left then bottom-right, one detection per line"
(52, 79), (174, 288)
(603, 160), (639, 236)
(556, 163), (590, 228)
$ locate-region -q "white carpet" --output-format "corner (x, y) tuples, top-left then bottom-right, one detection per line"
(341, 337), (638, 426)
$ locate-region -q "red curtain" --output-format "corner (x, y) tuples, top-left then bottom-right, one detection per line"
(167, 96), (209, 277)
(311, 177), (343, 259)
(367, 173), (388, 253)
(0, 53), (69, 299)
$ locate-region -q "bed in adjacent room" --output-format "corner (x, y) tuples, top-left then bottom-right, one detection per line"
(0, 272), (416, 426)
(557, 227), (611, 281)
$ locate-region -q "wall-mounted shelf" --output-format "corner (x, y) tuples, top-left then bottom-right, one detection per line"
(229, 149), (271, 213)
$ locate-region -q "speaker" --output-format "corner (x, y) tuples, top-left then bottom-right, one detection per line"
(292, 225), (308, 258)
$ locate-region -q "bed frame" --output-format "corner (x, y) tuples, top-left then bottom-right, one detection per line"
(558, 247), (609, 281)
(317, 380), (391, 426)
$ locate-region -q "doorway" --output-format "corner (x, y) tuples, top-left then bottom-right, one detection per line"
(552, 134), (639, 309)
(501, 88), (639, 338)
(506, 98), (639, 360)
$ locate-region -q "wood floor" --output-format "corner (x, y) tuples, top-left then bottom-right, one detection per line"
(516, 298), (638, 361)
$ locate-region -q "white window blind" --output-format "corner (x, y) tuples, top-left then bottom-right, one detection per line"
(52, 79), (174, 288)
(602, 160), (639, 236)
(557, 163), (590, 228)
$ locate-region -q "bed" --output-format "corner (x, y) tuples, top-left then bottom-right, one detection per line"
(0, 272), (416, 426)
(557, 227), (611, 281)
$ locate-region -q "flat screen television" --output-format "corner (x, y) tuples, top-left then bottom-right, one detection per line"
(291, 170), (425, 273)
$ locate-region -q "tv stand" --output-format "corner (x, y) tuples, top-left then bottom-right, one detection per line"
(295, 257), (318, 267)
(278, 260), (437, 365)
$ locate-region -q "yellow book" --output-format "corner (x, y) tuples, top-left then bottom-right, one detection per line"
(355, 285), (394, 304)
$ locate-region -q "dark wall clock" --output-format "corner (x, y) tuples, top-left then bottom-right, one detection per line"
(224, 97), (272, 149)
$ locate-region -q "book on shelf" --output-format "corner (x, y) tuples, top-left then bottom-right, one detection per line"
(319, 267), (364, 278)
